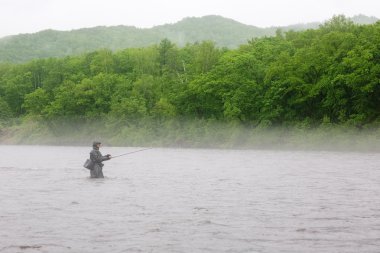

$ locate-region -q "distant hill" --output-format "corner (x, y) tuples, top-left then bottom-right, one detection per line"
(350, 14), (379, 24)
(270, 14), (379, 31)
(0, 14), (378, 63)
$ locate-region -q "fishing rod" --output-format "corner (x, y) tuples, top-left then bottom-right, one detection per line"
(111, 147), (153, 159)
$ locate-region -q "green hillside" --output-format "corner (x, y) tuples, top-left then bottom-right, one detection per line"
(0, 16), (379, 148)
(0, 15), (378, 63)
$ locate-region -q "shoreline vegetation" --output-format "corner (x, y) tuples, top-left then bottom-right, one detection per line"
(0, 16), (379, 152)
(1, 118), (379, 152)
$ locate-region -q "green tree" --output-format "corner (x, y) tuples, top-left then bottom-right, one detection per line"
(22, 88), (50, 115)
(0, 97), (13, 121)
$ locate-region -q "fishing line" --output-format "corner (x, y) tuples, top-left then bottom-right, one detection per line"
(111, 147), (153, 159)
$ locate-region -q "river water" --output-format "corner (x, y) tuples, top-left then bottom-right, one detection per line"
(0, 145), (379, 253)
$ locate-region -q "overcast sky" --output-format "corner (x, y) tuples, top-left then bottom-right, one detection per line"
(0, 0), (379, 38)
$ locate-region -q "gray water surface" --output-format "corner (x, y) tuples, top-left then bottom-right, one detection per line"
(0, 145), (379, 253)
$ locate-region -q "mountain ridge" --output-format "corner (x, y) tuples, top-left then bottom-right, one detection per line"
(0, 14), (378, 63)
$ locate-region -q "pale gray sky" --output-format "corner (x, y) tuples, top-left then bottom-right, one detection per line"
(0, 0), (379, 38)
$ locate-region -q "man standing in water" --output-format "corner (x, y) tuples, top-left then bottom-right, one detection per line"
(90, 141), (111, 178)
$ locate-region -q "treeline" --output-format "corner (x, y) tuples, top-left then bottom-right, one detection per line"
(0, 15), (267, 63)
(1, 15), (378, 64)
(0, 16), (379, 133)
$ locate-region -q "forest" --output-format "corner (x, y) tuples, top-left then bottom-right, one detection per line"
(0, 15), (377, 63)
(0, 16), (379, 149)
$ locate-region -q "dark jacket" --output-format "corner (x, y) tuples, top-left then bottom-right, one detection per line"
(89, 147), (110, 178)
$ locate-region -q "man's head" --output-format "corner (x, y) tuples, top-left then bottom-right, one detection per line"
(92, 141), (101, 148)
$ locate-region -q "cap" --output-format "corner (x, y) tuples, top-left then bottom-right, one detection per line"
(92, 141), (101, 147)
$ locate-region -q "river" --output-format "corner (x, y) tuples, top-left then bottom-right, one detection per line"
(0, 145), (379, 253)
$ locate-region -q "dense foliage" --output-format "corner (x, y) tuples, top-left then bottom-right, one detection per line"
(0, 15), (378, 63)
(0, 16), (379, 136)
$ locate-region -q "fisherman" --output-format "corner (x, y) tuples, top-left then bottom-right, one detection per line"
(89, 141), (111, 178)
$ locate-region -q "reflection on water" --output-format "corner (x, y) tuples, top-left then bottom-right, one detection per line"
(0, 145), (380, 253)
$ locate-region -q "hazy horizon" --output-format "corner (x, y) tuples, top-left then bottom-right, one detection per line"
(0, 14), (377, 39)
(1, 0), (379, 38)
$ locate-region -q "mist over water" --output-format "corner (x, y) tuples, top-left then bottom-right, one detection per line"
(1, 145), (380, 252)
(2, 118), (380, 152)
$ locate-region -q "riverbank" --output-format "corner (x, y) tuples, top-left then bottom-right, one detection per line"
(1, 119), (379, 152)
